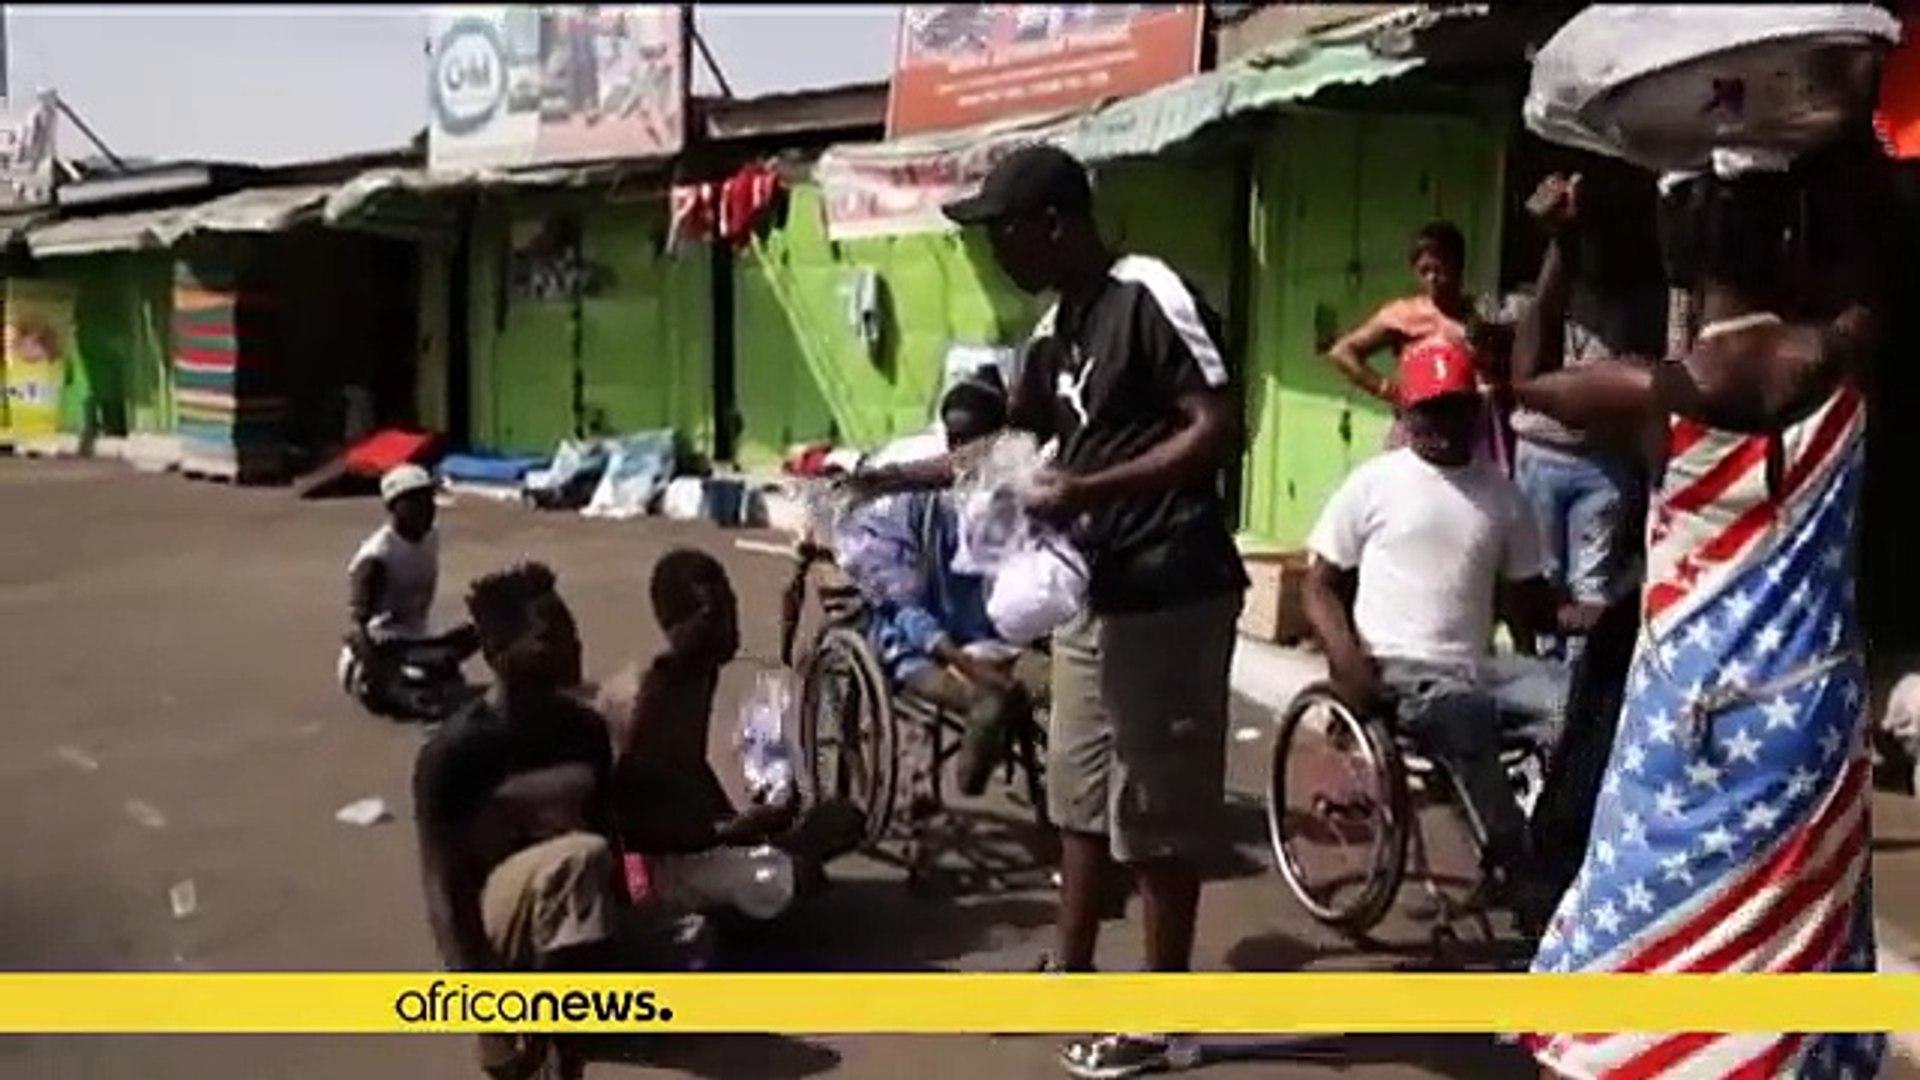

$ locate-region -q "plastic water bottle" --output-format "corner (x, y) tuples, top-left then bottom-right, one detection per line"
(648, 846), (797, 921)
(732, 845), (797, 921)
(739, 671), (796, 804)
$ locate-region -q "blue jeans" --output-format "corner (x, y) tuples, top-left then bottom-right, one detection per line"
(1513, 440), (1638, 662)
(1379, 659), (1545, 873)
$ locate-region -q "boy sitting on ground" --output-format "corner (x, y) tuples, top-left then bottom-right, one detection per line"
(412, 563), (710, 1080)
(597, 548), (864, 926)
(339, 464), (480, 718)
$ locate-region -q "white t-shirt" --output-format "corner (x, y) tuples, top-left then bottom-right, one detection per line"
(347, 524), (440, 641)
(1306, 448), (1545, 668)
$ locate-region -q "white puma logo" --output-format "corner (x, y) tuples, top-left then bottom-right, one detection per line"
(1055, 345), (1094, 427)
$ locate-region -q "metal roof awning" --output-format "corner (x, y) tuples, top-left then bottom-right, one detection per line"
(820, 13), (1440, 173)
(813, 31), (1430, 242)
(26, 182), (339, 258)
(25, 204), (197, 257)
(165, 184), (335, 240)
(321, 164), (640, 237)
(1055, 39), (1424, 163)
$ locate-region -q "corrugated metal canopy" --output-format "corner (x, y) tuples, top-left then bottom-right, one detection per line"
(165, 184), (335, 239)
(818, 38), (1426, 179)
(321, 164), (632, 236)
(25, 203), (196, 257)
(26, 182), (337, 258)
(1055, 40), (1425, 162)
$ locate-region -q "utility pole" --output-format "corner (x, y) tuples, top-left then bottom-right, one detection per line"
(1, 4), (11, 102)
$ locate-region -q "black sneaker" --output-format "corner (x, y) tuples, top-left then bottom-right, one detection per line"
(1060, 1034), (1201, 1079)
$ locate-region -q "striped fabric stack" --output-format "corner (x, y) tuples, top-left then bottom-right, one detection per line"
(172, 261), (285, 482)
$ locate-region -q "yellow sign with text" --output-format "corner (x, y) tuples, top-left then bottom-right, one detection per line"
(0, 974), (1912, 1033)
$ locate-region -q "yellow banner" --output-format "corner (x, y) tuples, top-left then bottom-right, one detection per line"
(0, 974), (1913, 1033)
(2, 278), (77, 440)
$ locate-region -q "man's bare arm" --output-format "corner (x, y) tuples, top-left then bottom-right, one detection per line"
(1511, 361), (1661, 444)
(347, 559), (385, 640)
(1510, 240), (1573, 385)
(417, 821), (491, 971)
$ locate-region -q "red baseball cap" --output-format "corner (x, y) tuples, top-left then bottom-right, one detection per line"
(1398, 335), (1477, 408)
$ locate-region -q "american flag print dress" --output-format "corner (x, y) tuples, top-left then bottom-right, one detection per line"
(1529, 381), (1882, 1079)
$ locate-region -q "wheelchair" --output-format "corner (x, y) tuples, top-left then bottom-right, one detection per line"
(1264, 673), (1555, 951)
(777, 540), (1053, 891)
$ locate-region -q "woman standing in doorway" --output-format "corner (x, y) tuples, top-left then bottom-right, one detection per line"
(1514, 135), (1893, 1078)
(1324, 221), (1511, 471)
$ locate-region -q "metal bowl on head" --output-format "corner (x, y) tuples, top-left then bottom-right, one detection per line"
(1525, 4), (1900, 172)
(1597, 38), (1889, 170)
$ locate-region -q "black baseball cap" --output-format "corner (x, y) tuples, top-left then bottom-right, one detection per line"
(942, 143), (1093, 225)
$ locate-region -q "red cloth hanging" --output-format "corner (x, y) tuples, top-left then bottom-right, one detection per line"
(668, 181), (719, 252)
(667, 163), (783, 250)
(718, 162), (782, 247)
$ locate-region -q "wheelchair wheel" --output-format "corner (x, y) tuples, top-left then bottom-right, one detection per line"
(797, 625), (899, 850)
(1266, 682), (1411, 936)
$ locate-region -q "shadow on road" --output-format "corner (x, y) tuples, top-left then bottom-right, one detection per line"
(718, 877), (1056, 972)
(592, 1033), (844, 1080)
(1200, 1033), (1536, 1079)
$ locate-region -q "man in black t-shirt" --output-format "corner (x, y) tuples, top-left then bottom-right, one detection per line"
(943, 145), (1248, 1079)
(412, 562), (706, 1080)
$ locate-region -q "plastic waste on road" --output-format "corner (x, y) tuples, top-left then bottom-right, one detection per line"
(124, 800), (167, 830)
(169, 880), (198, 920)
(335, 797), (393, 827)
(54, 745), (99, 773)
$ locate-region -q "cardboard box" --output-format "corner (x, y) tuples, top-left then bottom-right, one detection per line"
(1239, 549), (1311, 645)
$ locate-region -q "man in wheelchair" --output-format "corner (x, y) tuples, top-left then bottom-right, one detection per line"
(864, 378), (1050, 801)
(1301, 338), (1582, 923)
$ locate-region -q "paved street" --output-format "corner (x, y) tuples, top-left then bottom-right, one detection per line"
(3, 457), (1916, 1079)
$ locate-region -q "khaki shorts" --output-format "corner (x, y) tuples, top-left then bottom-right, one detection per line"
(481, 831), (712, 971)
(1047, 591), (1241, 864)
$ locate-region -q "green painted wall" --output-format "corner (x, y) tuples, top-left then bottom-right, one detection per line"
(730, 157), (1236, 471)
(467, 191), (712, 456)
(47, 253), (175, 437)
(415, 241), (451, 434)
(1239, 108), (1506, 547)
(730, 185), (1038, 469)
(580, 201), (712, 446)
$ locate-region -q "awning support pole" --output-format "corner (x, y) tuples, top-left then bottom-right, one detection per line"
(51, 92), (128, 174)
(691, 18), (734, 98)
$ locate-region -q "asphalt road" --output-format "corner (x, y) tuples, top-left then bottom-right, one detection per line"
(5, 457), (1905, 1079)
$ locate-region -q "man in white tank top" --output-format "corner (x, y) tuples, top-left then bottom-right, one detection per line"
(339, 465), (478, 717)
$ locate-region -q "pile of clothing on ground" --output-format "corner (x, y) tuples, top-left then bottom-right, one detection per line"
(435, 430), (767, 527)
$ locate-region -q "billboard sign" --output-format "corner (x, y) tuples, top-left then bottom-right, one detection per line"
(887, 4), (1205, 138)
(428, 5), (687, 174)
(0, 92), (57, 210)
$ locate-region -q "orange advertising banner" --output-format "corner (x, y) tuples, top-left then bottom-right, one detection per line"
(887, 4), (1206, 139)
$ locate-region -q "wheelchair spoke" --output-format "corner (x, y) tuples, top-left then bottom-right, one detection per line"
(1267, 687), (1410, 936)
